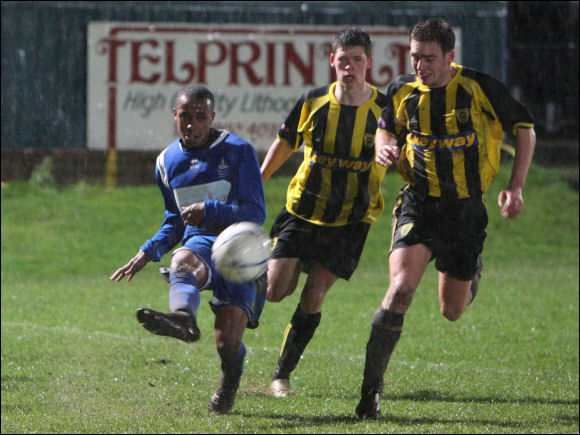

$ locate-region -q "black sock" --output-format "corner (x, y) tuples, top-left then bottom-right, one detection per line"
(360, 307), (404, 396)
(272, 304), (321, 380)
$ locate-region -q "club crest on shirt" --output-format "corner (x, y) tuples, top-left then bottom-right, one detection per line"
(456, 108), (470, 124)
(409, 115), (419, 131)
(217, 158), (230, 178)
(363, 133), (375, 148)
(189, 158), (200, 169)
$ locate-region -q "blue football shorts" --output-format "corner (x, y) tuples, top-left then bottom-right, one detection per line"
(175, 235), (257, 319)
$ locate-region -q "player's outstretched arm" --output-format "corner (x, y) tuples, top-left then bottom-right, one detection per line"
(110, 250), (150, 282)
(498, 127), (536, 219)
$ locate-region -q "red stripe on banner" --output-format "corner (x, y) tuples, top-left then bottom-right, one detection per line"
(108, 86), (116, 150)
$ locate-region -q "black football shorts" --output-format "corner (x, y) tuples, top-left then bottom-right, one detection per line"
(270, 207), (370, 280)
(390, 185), (488, 281)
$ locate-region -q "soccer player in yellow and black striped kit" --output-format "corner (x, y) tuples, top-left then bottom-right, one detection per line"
(355, 18), (536, 419)
(260, 27), (389, 398)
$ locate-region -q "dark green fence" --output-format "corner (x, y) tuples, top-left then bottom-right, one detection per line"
(2, 1), (517, 150)
(1, 1), (577, 185)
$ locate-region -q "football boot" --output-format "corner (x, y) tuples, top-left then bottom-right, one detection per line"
(355, 388), (381, 420)
(208, 374), (240, 415)
(158, 266), (170, 282)
(267, 378), (292, 398)
(136, 308), (200, 343)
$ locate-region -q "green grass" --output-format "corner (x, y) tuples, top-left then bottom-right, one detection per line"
(1, 164), (578, 433)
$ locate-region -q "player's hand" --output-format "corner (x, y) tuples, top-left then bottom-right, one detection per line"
(110, 250), (149, 282)
(181, 201), (205, 226)
(498, 186), (524, 219)
(375, 143), (399, 167)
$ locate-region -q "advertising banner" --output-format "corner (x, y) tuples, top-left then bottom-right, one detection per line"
(87, 23), (461, 152)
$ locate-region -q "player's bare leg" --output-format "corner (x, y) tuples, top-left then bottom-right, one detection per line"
(438, 273), (472, 321)
(268, 262), (337, 398)
(356, 245), (430, 419)
(438, 253), (483, 319)
(265, 257), (302, 302)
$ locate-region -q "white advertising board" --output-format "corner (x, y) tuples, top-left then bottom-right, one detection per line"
(87, 23), (461, 152)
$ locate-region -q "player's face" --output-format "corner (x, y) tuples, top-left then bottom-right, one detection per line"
(410, 39), (455, 88)
(330, 45), (371, 89)
(174, 96), (215, 149)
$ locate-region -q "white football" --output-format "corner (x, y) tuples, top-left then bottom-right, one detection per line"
(211, 221), (271, 283)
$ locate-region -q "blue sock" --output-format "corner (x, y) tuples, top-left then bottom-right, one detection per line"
(169, 270), (200, 318)
(221, 343), (246, 378)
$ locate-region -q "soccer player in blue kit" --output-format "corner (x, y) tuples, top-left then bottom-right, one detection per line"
(110, 85), (267, 415)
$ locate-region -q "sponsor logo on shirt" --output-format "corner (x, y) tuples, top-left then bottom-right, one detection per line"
(410, 131), (478, 151)
(310, 152), (373, 172)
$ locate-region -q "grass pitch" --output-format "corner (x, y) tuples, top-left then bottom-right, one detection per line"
(1, 163), (578, 433)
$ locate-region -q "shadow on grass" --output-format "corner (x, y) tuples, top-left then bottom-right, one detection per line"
(235, 389), (579, 430)
(234, 410), (579, 431)
(299, 389), (579, 406)
(243, 390), (580, 405)
(386, 389), (579, 406)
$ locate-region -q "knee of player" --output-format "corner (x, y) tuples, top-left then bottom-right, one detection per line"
(215, 325), (243, 352)
(386, 282), (416, 309)
(216, 342), (242, 361)
(171, 254), (207, 282)
(440, 305), (463, 322)
(266, 285), (287, 302)
(170, 252), (193, 271)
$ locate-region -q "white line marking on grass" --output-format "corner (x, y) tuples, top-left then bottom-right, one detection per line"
(2, 321), (134, 341)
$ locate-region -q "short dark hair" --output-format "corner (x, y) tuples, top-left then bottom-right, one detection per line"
(411, 18), (455, 54)
(332, 27), (372, 58)
(175, 85), (215, 110)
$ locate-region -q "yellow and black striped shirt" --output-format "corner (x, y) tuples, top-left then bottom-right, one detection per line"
(378, 63), (534, 198)
(279, 82), (389, 226)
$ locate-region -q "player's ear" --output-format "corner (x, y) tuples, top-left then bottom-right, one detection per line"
(329, 52), (336, 68)
(446, 49), (455, 65)
(366, 56), (373, 71)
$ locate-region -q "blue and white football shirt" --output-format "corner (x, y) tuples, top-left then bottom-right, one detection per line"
(140, 129), (266, 262)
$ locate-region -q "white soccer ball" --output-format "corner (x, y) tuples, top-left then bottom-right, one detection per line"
(211, 221), (271, 283)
